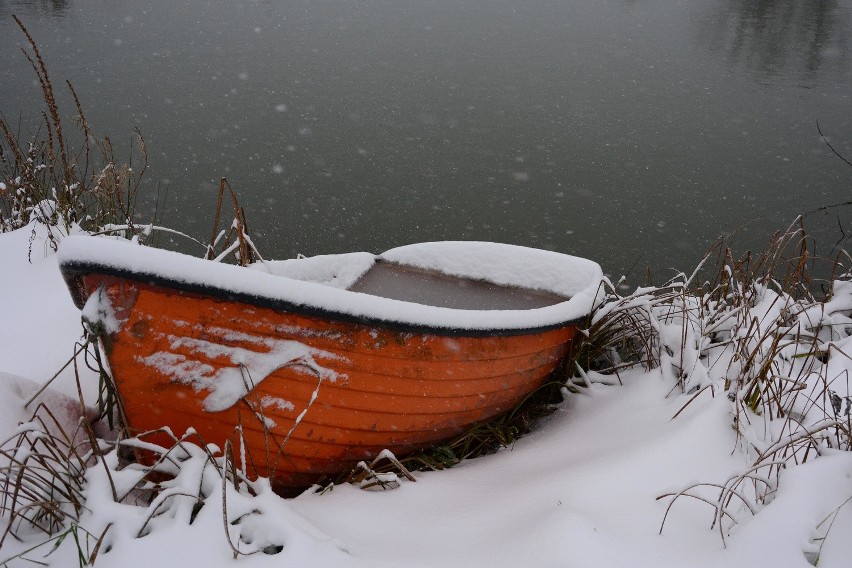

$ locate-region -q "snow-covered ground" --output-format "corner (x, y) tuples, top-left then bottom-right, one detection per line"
(1, 221), (851, 567)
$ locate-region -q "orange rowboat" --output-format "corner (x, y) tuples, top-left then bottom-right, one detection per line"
(58, 237), (602, 489)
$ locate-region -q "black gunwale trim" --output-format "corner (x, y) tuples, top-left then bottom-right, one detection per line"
(59, 261), (587, 338)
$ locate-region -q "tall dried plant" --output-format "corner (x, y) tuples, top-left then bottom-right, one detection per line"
(0, 17), (148, 247)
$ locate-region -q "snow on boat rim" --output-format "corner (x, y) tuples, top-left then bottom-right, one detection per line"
(57, 236), (604, 334)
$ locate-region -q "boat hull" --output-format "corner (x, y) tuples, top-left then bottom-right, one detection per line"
(69, 272), (578, 488)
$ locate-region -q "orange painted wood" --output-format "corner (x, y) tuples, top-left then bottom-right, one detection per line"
(77, 272), (579, 488)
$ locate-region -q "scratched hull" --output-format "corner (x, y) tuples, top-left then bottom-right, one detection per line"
(59, 244), (592, 489)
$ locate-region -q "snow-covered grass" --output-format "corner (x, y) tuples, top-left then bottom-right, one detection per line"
(0, 15), (170, 257)
(1, 218), (851, 567)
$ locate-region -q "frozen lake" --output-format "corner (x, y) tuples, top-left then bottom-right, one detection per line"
(1, 0), (851, 280)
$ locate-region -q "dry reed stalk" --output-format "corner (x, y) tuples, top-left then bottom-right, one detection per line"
(651, 221), (852, 543)
(0, 404), (90, 543)
(205, 178), (259, 265)
(1, 17), (151, 242)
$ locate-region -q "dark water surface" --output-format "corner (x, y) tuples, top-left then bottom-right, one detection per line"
(1, 0), (851, 281)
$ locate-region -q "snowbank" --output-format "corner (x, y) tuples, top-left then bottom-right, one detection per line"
(1, 222), (851, 567)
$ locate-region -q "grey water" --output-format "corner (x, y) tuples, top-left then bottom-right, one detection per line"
(1, 0), (851, 282)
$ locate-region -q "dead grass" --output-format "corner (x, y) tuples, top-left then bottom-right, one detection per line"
(643, 220), (852, 543)
(0, 16), (152, 250)
(0, 403), (89, 541)
(0, 398), (111, 567)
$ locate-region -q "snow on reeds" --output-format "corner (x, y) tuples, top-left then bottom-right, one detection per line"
(0, 16), (259, 270)
(0, 16), (151, 251)
(0, 16), (241, 265)
(575, 221), (851, 543)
